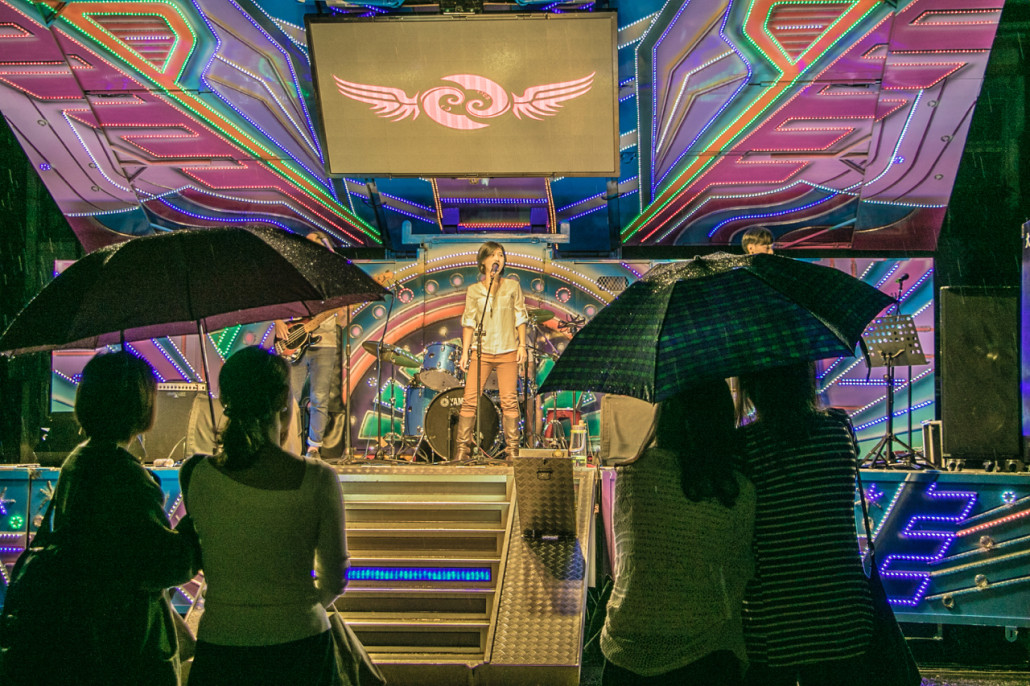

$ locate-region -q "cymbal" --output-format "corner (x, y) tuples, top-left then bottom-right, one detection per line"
(528, 307), (555, 324)
(362, 341), (420, 368)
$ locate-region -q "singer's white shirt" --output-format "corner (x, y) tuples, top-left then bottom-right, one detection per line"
(461, 277), (529, 355)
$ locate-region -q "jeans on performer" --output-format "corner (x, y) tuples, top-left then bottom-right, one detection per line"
(462, 350), (519, 420)
(289, 345), (335, 448)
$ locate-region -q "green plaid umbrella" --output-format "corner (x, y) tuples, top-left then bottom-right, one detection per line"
(538, 253), (894, 403)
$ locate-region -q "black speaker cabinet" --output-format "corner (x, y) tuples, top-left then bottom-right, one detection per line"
(133, 384), (208, 463)
(939, 287), (1020, 460)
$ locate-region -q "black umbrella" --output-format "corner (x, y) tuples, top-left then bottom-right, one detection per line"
(0, 226), (388, 434)
(0, 226), (387, 355)
(539, 253), (894, 403)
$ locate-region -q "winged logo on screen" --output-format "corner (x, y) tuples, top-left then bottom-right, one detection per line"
(333, 72), (595, 131)
(274, 310), (339, 365)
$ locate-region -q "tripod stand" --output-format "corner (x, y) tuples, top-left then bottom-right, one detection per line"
(861, 314), (928, 468)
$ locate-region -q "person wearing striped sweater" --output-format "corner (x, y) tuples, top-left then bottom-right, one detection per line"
(737, 362), (873, 686)
(601, 380), (756, 685)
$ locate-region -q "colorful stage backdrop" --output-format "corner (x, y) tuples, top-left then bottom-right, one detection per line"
(0, 0), (1004, 252)
(50, 244), (933, 455)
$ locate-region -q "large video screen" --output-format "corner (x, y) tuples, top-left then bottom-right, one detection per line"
(308, 14), (618, 178)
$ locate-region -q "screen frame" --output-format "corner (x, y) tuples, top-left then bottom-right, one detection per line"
(305, 12), (620, 179)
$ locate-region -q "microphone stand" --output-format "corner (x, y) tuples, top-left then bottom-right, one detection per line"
(343, 306), (351, 461)
(373, 283), (398, 461)
(469, 267), (499, 462)
(522, 338), (535, 448)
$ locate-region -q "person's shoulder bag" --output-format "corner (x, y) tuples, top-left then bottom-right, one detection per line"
(0, 497), (97, 683)
(330, 609), (387, 686)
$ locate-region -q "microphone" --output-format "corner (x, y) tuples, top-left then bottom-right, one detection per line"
(491, 262), (499, 274)
(896, 274), (910, 284)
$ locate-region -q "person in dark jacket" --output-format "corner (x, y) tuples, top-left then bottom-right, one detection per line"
(6, 351), (199, 685)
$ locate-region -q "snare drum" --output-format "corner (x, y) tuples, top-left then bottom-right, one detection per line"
(418, 341), (463, 392)
(403, 383), (437, 437)
(423, 388), (499, 460)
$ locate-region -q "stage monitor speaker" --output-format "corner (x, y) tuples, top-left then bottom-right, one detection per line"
(939, 287), (1019, 460)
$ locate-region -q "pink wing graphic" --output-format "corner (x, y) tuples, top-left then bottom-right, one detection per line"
(333, 75), (420, 122)
(512, 72), (595, 121)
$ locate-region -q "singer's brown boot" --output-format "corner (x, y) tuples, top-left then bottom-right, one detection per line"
(453, 414), (476, 461)
(502, 414), (521, 462)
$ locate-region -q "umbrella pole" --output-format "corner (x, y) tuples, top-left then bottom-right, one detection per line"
(196, 320), (218, 446)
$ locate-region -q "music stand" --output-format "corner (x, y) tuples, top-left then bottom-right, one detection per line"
(861, 315), (928, 468)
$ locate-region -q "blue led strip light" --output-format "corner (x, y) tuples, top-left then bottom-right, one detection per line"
(346, 567), (491, 582)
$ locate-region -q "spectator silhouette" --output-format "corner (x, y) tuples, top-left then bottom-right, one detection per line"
(601, 380), (756, 685)
(183, 346), (349, 686)
(1, 350), (198, 685)
(737, 362), (873, 686)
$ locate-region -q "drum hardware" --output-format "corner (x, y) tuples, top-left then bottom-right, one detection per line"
(523, 312), (571, 451)
(556, 314), (586, 335)
(526, 345), (557, 362)
(527, 307), (555, 324)
(530, 311), (591, 452)
(361, 341), (420, 369)
(360, 283), (414, 461)
(402, 381), (439, 463)
(343, 272), (397, 462)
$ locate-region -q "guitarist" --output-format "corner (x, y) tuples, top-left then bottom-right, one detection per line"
(273, 232), (344, 460)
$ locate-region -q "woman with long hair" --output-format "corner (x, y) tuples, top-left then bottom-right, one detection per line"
(1, 351), (198, 685)
(601, 380), (756, 686)
(737, 362), (873, 686)
(183, 346), (349, 686)
(455, 241), (529, 460)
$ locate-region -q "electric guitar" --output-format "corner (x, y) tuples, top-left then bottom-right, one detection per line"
(274, 309), (339, 364)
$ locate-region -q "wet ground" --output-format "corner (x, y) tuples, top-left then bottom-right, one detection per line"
(917, 670), (1029, 686)
(578, 624), (1030, 685)
(579, 665), (1029, 685)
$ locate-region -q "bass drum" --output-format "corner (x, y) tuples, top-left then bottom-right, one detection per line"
(423, 388), (499, 460)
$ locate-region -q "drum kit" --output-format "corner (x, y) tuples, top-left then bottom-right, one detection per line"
(362, 307), (558, 462)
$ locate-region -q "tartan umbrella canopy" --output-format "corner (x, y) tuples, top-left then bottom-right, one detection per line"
(538, 253), (894, 403)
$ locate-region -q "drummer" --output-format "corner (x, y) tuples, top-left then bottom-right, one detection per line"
(456, 242), (529, 461)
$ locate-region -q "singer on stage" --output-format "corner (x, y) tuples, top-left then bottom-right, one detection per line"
(456, 242), (530, 461)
